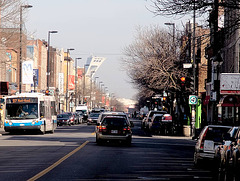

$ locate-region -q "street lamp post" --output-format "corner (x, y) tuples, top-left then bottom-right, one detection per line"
(82, 64), (90, 104)
(65, 48), (74, 112)
(47, 30), (58, 90)
(75, 57), (82, 107)
(89, 71), (95, 109)
(92, 76), (99, 108)
(19, 4), (32, 93)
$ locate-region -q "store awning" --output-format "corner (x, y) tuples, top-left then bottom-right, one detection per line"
(217, 95), (240, 107)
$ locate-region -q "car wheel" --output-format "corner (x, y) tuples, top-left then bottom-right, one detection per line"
(126, 138), (132, 146)
(96, 137), (102, 145)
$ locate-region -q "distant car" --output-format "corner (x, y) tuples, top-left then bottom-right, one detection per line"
(142, 110), (167, 130)
(57, 113), (73, 126)
(87, 113), (101, 125)
(65, 112), (75, 125)
(73, 112), (83, 124)
(96, 116), (133, 145)
(194, 125), (232, 167)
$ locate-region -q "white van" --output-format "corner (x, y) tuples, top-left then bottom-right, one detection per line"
(76, 105), (88, 122)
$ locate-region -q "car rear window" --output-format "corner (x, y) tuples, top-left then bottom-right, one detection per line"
(57, 114), (69, 118)
(102, 118), (127, 126)
(153, 116), (162, 122)
(205, 127), (231, 142)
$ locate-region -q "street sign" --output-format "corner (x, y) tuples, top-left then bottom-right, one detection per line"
(189, 95), (198, 105)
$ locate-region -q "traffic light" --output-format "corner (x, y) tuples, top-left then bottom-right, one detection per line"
(45, 89), (50, 95)
(162, 97), (167, 103)
(83, 97), (87, 104)
(180, 77), (186, 91)
(186, 77), (194, 93)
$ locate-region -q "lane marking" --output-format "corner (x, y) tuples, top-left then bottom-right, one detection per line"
(91, 132), (96, 135)
(27, 140), (89, 181)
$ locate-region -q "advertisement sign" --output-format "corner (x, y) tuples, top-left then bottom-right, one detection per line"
(22, 60), (33, 84)
(77, 68), (84, 79)
(220, 73), (240, 94)
(68, 75), (75, 90)
(59, 73), (64, 94)
(31, 69), (39, 87)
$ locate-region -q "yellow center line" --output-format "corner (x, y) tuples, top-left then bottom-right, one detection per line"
(91, 132), (96, 135)
(27, 140), (89, 181)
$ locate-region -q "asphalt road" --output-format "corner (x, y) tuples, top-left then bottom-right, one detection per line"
(0, 119), (224, 181)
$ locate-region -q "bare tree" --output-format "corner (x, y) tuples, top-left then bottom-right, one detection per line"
(123, 25), (187, 95)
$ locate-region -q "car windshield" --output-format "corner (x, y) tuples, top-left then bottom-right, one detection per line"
(5, 103), (38, 119)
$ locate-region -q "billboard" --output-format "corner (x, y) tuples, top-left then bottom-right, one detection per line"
(220, 73), (240, 94)
(22, 60), (33, 84)
(68, 75), (75, 90)
(59, 73), (64, 94)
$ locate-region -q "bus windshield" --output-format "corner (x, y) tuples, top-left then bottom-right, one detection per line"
(5, 103), (38, 119)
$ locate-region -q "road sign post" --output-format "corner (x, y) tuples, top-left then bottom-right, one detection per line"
(189, 95), (198, 138)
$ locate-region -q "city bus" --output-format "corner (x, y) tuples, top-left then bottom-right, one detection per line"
(4, 93), (57, 134)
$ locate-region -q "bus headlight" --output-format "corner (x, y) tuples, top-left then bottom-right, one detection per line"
(8, 121), (13, 125)
(32, 120), (39, 125)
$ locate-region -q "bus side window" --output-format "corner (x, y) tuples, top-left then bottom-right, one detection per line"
(51, 101), (57, 115)
(40, 101), (45, 117)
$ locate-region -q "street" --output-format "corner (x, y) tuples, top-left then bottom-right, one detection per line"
(0, 119), (219, 181)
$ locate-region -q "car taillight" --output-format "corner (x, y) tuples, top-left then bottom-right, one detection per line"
(200, 127), (208, 149)
(123, 126), (130, 131)
(98, 126), (107, 132)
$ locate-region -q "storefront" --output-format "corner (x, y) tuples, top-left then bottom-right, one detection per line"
(217, 95), (240, 126)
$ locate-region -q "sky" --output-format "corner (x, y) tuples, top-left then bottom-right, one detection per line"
(25, 0), (191, 100)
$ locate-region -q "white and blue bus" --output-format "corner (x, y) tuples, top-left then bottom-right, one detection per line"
(4, 93), (57, 134)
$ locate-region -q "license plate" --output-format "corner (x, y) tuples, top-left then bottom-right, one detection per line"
(20, 124), (25, 126)
(111, 130), (118, 134)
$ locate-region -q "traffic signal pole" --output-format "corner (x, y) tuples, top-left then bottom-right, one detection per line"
(191, 1), (196, 138)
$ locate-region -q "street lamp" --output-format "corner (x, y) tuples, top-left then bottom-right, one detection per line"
(82, 64), (90, 104)
(75, 57), (82, 106)
(65, 48), (74, 112)
(47, 30), (58, 90)
(19, 4), (32, 93)
(164, 22), (175, 49)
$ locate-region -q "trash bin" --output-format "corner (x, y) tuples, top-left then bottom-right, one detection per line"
(183, 125), (191, 137)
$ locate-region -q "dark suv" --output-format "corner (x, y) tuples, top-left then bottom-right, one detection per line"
(96, 116), (133, 145)
(194, 125), (232, 167)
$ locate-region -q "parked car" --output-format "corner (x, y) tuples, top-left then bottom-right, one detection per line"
(96, 115), (133, 145)
(57, 113), (73, 126)
(73, 112), (83, 124)
(149, 113), (173, 135)
(87, 112), (101, 125)
(142, 110), (167, 130)
(194, 125), (232, 167)
(215, 126), (240, 172)
(65, 112), (75, 125)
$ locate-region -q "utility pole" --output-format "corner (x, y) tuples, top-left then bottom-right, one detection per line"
(75, 58), (82, 107)
(191, 1), (196, 138)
